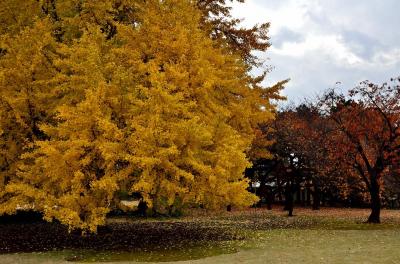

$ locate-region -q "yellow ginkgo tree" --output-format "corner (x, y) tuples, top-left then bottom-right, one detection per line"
(0, 0), (285, 232)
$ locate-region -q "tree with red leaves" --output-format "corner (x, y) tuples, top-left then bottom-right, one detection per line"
(320, 77), (400, 223)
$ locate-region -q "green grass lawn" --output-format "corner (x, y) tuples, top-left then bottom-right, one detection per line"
(1, 208), (400, 263)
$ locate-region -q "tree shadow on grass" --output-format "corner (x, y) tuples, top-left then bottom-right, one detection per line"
(0, 213), (243, 255)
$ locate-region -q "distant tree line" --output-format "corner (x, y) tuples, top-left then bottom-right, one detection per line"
(249, 78), (400, 223)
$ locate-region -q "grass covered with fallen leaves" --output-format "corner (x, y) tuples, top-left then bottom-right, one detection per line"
(1, 207), (400, 263)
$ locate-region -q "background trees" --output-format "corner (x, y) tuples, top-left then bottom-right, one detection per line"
(252, 78), (400, 222)
(256, 103), (344, 213)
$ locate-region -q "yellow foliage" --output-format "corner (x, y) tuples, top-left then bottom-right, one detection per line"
(0, 0), (283, 232)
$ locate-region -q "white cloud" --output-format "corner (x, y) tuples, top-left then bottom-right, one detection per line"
(230, 0), (400, 101)
(270, 34), (364, 66)
(371, 48), (400, 67)
(231, 0), (319, 36)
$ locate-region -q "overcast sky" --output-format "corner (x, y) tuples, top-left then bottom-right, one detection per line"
(230, 0), (400, 102)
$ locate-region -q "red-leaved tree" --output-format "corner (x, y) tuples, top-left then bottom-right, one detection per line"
(320, 77), (400, 223)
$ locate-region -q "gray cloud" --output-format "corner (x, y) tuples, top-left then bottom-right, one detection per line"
(272, 27), (304, 48)
(340, 30), (383, 60)
(232, 0), (400, 101)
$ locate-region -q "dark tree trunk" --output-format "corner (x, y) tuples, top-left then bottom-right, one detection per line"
(277, 176), (283, 202)
(296, 189), (302, 206)
(367, 174), (381, 223)
(287, 200), (293, 217)
(137, 200), (148, 217)
(312, 184), (320, 210)
(285, 183), (294, 217)
(320, 193), (325, 206)
(306, 188), (311, 206)
(258, 178), (267, 207)
(266, 189), (273, 210)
